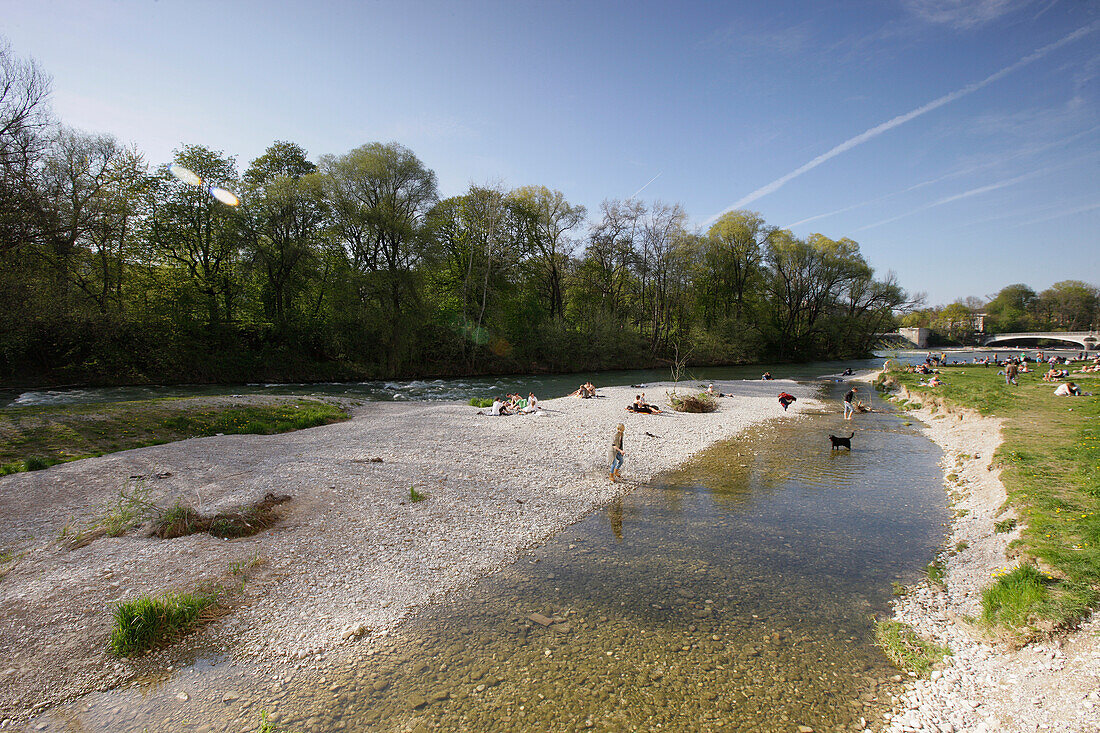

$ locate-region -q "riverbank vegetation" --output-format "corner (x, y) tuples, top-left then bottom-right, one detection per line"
(880, 364), (1099, 635)
(0, 44), (906, 387)
(0, 397), (347, 472)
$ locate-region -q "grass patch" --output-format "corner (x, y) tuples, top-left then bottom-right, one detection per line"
(468, 397), (494, 408)
(891, 363), (1100, 631)
(409, 486), (427, 503)
(0, 397), (348, 469)
(874, 620), (949, 676)
(926, 560), (946, 585)
(955, 541), (969, 553)
(668, 392), (718, 413)
(110, 589), (220, 656)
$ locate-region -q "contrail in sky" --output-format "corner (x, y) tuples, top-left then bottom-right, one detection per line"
(855, 171), (1042, 231)
(782, 125), (1100, 230)
(629, 172), (661, 200)
(702, 22), (1098, 227)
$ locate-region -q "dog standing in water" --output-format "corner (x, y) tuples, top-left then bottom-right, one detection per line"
(829, 432), (854, 450)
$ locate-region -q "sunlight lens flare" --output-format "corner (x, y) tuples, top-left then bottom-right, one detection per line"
(209, 187), (240, 207)
(168, 163), (202, 187)
(169, 163), (241, 206)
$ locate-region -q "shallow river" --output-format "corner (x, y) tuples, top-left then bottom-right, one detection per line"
(38, 379), (946, 732)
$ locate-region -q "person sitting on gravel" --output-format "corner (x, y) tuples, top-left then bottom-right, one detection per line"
(490, 396), (510, 416)
(627, 395), (654, 414)
(522, 392), (540, 413)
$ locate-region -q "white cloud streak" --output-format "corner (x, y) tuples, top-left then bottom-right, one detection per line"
(703, 22), (1098, 227)
(782, 124), (1100, 230)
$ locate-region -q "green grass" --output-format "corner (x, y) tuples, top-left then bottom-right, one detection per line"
(0, 398), (348, 470)
(994, 518), (1017, 533)
(409, 486), (427, 503)
(874, 620), (949, 676)
(926, 560), (946, 585)
(468, 397), (494, 408)
(887, 363), (1100, 630)
(110, 589), (220, 656)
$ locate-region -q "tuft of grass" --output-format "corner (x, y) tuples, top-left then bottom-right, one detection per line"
(994, 518), (1018, 534)
(891, 581), (908, 597)
(468, 397), (494, 408)
(25, 456), (53, 471)
(409, 486), (427, 503)
(874, 620), (949, 676)
(981, 564), (1048, 630)
(926, 560), (946, 585)
(110, 589), (220, 656)
(955, 541), (970, 553)
(152, 501), (203, 538)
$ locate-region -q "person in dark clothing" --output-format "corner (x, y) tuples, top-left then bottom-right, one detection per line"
(844, 387), (857, 420)
(778, 392), (796, 410)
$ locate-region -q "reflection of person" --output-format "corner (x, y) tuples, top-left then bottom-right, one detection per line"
(609, 423), (625, 482)
(778, 392), (796, 410)
(607, 497), (623, 541)
(844, 387), (857, 420)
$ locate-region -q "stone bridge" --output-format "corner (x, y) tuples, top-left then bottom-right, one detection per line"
(980, 331), (1098, 350)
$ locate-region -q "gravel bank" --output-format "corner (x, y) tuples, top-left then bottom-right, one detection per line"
(0, 380), (816, 723)
(870, 381), (1100, 733)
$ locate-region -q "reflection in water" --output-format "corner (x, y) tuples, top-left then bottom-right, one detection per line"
(38, 382), (946, 732)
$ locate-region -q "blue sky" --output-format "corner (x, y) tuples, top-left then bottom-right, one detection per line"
(3, 0), (1097, 305)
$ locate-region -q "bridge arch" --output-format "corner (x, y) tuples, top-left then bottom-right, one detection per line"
(980, 331), (1097, 350)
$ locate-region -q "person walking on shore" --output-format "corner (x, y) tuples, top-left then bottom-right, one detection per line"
(844, 387), (857, 420)
(609, 423), (625, 482)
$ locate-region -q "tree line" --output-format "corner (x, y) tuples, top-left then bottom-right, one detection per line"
(1, 43), (906, 385)
(901, 282), (1099, 345)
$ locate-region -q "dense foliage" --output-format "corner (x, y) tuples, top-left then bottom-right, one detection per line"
(0, 44), (905, 385)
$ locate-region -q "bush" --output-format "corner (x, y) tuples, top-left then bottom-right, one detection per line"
(469, 398), (494, 408)
(668, 392), (717, 413)
(24, 456), (49, 471)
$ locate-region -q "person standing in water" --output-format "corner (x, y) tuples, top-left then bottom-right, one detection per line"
(609, 423), (625, 482)
(844, 387), (857, 420)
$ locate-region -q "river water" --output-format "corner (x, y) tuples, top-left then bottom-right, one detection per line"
(34, 378), (947, 732)
(4, 347), (1074, 408)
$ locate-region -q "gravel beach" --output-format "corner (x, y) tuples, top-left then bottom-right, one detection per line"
(0, 380), (817, 723)
(872, 382), (1100, 733)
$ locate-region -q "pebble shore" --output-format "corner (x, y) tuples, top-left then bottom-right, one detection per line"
(0, 380), (816, 723)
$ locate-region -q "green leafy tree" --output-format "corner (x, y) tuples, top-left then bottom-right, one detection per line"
(241, 141), (327, 332)
(319, 142), (438, 370)
(148, 145), (243, 327)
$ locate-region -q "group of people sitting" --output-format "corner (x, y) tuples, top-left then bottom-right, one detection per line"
(568, 381), (598, 398)
(1042, 367), (1070, 381)
(626, 393), (661, 414)
(484, 392), (541, 416)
